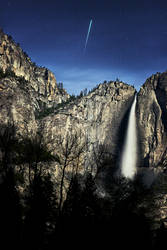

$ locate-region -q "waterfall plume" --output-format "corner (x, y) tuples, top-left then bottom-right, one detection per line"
(120, 95), (137, 179)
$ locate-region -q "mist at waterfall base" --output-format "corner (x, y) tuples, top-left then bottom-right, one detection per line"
(120, 95), (137, 179)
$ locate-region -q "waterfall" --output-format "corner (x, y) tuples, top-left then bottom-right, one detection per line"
(120, 95), (137, 179)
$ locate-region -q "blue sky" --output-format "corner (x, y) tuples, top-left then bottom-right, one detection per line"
(1, 0), (167, 94)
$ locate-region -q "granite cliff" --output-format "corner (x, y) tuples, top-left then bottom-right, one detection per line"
(0, 28), (136, 164)
(0, 28), (70, 135)
(0, 28), (69, 111)
(1, 29), (167, 241)
(40, 81), (135, 174)
(1, 28), (167, 175)
(137, 72), (167, 170)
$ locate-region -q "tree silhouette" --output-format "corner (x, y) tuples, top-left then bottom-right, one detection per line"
(56, 130), (87, 211)
(14, 134), (60, 249)
(0, 123), (22, 249)
(17, 134), (59, 183)
(0, 126), (60, 249)
(62, 175), (82, 218)
(0, 167), (22, 249)
(22, 173), (58, 250)
(0, 122), (19, 169)
(0, 123), (162, 249)
(55, 173), (101, 248)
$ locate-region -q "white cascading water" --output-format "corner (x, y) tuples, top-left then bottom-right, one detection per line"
(120, 95), (137, 179)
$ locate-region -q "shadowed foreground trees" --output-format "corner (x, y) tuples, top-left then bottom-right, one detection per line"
(22, 174), (58, 250)
(0, 124), (59, 249)
(0, 167), (22, 249)
(0, 123), (166, 249)
(0, 123), (19, 169)
(16, 134), (59, 183)
(52, 174), (153, 250)
(0, 124), (22, 248)
(55, 130), (87, 211)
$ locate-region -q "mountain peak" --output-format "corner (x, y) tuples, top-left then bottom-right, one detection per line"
(0, 29), (69, 109)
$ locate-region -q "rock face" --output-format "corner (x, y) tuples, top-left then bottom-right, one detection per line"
(40, 82), (136, 173)
(0, 28), (137, 170)
(3, 28), (167, 171)
(0, 28), (69, 113)
(0, 29), (138, 209)
(0, 28), (70, 136)
(1, 28), (167, 173)
(137, 72), (167, 169)
(0, 76), (37, 136)
(2, 28), (167, 230)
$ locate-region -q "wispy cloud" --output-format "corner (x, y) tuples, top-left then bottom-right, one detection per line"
(45, 64), (160, 94)
(54, 67), (115, 94)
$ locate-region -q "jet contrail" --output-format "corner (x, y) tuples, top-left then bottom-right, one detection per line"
(84, 19), (93, 52)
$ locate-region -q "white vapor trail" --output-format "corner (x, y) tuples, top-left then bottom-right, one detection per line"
(84, 19), (93, 52)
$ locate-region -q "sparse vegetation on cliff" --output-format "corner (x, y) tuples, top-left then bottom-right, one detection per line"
(35, 91), (87, 119)
(0, 67), (28, 87)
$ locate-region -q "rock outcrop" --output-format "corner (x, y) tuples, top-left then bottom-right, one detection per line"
(0, 29), (137, 172)
(137, 72), (167, 169)
(0, 75), (39, 137)
(2, 28), (167, 173)
(2, 28), (167, 231)
(40, 81), (135, 173)
(0, 28), (69, 114)
(0, 28), (70, 136)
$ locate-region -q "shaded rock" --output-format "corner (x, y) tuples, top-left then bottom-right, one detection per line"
(137, 72), (167, 168)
